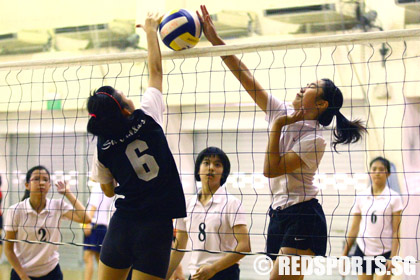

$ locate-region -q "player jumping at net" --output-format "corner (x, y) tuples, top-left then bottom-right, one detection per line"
(86, 12), (186, 280)
(166, 147), (251, 280)
(197, 5), (367, 280)
(4, 165), (91, 280)
(342, 157), (403, 280)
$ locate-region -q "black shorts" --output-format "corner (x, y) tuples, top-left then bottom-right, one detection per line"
(353, 245), (391, 274)
(100, 211), (173, 279)
(266, 199), (327, 259)
(84, 224), (107, 252)
(188, 264), (239, 280)
(11, 264), (63, 280)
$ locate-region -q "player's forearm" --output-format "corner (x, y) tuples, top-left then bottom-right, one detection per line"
(390, 232), (400, 258)
(343, 224), (359, 255)
(166, 250), (185, 280)
(220, 54), (268, 113)
(146, 30), (163, 90)
(264, 120), (283, 178)
(5, 245), (28, 279)
(65, 192), (91, 223)
(210, 242), (250, 273)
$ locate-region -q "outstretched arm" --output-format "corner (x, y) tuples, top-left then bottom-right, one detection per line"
(197, 5), (269, 113)
(57, 181), (92, 224)
(137, 13), (164, 92)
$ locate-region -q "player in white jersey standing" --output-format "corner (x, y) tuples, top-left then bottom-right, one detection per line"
(4, 165), (91, 280)
(166, 147), (251, 280)
(343, 157), (403, 280)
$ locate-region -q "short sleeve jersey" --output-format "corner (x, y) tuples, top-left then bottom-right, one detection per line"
(175, 187), (247, 275)
(4, 198), (73, 277)
(265, 95), (326, 210)
(351, 186), (403, 255)
(91, 87), (186, 219)
(88, 183), (114, 226)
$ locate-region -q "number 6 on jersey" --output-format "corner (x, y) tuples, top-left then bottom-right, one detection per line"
(126, 139), (159, 181)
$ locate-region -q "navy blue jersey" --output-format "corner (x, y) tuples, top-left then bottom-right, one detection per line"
(93, 88), (186, 220)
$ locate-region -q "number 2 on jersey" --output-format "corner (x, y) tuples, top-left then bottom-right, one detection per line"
(126, 139), (159, 181)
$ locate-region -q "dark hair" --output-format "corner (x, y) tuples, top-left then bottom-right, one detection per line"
(25, 165), (50, 183)
(369, 156), (391, 174)
(21, 189), (30, 201)
(194, 147), (231, 186)
(87, 86), (131, 139)
(318, 78), (367, 151)
(23, 165), (50, 201)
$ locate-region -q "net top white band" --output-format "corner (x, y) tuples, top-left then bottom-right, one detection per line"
(0, 28), (419, 70)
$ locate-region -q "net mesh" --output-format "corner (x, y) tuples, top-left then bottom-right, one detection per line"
(0, 28), (419, 276)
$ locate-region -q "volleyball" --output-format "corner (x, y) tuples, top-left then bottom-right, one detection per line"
(159, 9), (202, 51)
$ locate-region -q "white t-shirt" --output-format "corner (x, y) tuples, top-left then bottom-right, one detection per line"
(88, 182), (114, 226)
(91, 87), (164, 185)
(4, 198), (73, 277)
(265, 95), (326, 210)
(175, 187), (247, 276)
(352, 186), (403, 256)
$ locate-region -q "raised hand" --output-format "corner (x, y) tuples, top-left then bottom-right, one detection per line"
(55, 180), (70, 195)
(196, 5), (224, 46)
(136, 12), (163, 33)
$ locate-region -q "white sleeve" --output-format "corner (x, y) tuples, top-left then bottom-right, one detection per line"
(88, 184), (102, 209)
(174, 217), (187, 231)
(91, 148), (114, 184)
(140, 87), (165, 127)
(291, 134), (326, 170)
(265, 95), (289, 124)
(227, 198), (247, 227)
(351, 195), (361, 214)
(391, 193), (404, 213)
(4, 204), (19, 232)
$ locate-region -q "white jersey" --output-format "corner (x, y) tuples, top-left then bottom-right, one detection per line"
(88, 182), (114, 226)
(4, 198), (73, 277)
(175, 186), (247, 276)
(352, 186), (403, 256)
(265, 95), (326, 210)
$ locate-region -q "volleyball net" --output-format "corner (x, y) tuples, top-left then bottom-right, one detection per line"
(0, 28), (419, 272)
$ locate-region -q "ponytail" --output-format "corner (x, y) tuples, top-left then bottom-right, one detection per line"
(319, 79), (367, 152)
(332, 111), (366, 151)
(87, 86), (131, 139)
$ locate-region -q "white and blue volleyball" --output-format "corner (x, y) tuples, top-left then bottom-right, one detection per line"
(159, 9), (202, 51)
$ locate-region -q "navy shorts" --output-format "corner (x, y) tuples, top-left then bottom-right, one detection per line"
(353, 245), (391, 274)
(84, 224), (107, 253)
(266, 199), (327, 259)
(100, 211), (173, 279)
(11, 264), (63, 280)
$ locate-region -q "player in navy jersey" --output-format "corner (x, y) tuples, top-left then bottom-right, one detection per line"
(86, 13), (186, 280)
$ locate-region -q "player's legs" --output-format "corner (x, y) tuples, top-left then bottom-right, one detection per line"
(131, 269), (165, 280)
(270, 247), (315, 280)
(84, 249), (95, 280)
(98, 260), (131, 280)
(375, 274), (391, 280)
(357, 274), (373, 280)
